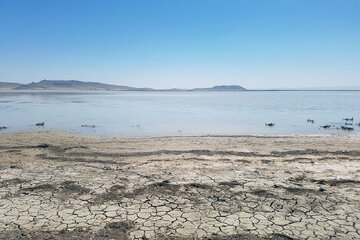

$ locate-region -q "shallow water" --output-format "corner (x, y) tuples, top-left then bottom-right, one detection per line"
(0, 90), (359, 136)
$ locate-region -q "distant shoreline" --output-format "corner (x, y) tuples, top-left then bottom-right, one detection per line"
(0, 80), (247, 91)
(1, 89), (360, 92)
(1, 80), (360, 91)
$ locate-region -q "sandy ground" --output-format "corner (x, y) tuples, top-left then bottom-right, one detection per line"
(0, 131), (359, 240)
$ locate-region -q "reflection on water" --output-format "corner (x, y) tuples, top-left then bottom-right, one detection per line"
(0, 90), (360, 136)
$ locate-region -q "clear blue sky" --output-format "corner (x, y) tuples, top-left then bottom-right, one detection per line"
(0, 0), (359, 89)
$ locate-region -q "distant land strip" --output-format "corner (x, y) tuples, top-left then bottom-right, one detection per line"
(0, 80), (246, 91)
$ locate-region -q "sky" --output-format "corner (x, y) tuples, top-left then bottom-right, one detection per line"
(0, 0), (359, 89)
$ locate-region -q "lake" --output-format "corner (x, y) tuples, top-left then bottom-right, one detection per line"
(0, 90), (359, 136)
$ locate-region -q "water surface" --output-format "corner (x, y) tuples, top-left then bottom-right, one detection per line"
(1, 90), (359, 136)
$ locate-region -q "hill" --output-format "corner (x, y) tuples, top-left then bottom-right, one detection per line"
(0, 81), (22, 89)
(13, 80), (153, 91)
(0, 80), (246, 91)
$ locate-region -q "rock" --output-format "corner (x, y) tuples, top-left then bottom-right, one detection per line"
(81, 125), (96, 128)
(341, 126), (353, 131)
(307, 119), (315, 123)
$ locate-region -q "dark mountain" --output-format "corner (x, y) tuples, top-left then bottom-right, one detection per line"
(0, 80), (247, 91)
(14, 80), (153, 91)
(191, 85), (246, 91)
(0, 81), (22, 89)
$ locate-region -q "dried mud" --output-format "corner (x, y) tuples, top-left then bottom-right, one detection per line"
(0, 131), (360, 239)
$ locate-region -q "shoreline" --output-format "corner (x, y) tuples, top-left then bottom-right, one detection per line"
(0, 130), (359, 239)
(1, 129), (360, 138)
(2, 89), (360, 91)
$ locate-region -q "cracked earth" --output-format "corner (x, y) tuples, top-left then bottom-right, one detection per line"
(0, 131), (360, 239)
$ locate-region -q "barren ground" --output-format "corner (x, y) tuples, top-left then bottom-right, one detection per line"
(0, 131), (359, 239)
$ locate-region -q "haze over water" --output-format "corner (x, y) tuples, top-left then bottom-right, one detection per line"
(0, 90), (360, 137)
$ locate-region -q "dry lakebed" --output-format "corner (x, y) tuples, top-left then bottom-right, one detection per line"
(0, 130), (359, 239)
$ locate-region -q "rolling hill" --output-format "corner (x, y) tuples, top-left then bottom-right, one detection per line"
(0, 81), (22, 89)
(0, 80), (246, 91)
